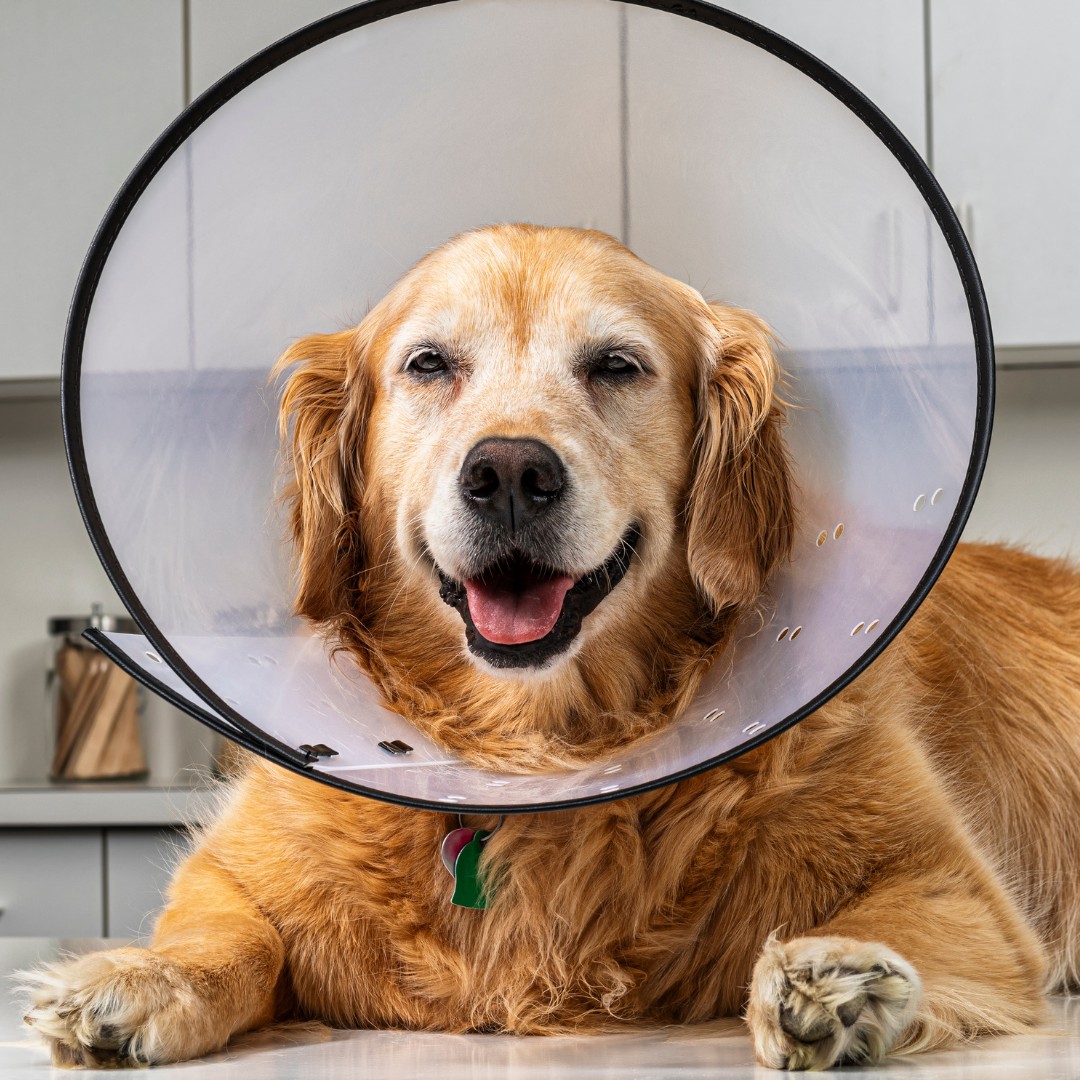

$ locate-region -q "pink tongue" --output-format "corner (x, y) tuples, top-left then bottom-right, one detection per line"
(465, 574), (575, 645)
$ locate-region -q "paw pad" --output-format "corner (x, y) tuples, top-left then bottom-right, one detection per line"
(748, 935), (921, 1070)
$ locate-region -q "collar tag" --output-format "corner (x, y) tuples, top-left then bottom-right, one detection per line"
(441, 819), (504, 910)
(449, 829), (490, 909)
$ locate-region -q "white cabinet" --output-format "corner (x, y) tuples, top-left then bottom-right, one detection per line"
(105, 828), (191, 940)
(189, 0), (348, 98)
(623, 2), (932, 353)
(0, 1), (185, 383)
(153, 0), (625, 375)
(722, 1), (927, 156)
(191, 1), (928, 153)
(3, 1), (1079, 376)
(0, 830), (103, 936)
(931, 0), (1080, 348)
(0, 825), (188, 939)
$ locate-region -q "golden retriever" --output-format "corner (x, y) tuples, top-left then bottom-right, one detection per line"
(23, 225), (1080, 1070)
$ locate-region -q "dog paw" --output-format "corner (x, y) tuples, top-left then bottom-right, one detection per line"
(19, 947), (213, 1067)
(747, 934), (921, 1070)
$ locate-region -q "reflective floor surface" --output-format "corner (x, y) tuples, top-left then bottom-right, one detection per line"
(4, 939), (1080, 1078)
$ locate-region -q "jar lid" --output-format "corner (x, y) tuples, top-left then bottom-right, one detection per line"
(48, 612), (138, 635)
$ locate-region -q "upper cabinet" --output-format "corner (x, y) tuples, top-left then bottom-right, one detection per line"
(3, 0), (1078, 380)
(0, 1), (184, 382)
(143, 1), (625, 372)
(932, 0), (1080, 348)
(188, 0), (346, 98)
(624, 1), (934, 354)
(722, 1), (928, 156)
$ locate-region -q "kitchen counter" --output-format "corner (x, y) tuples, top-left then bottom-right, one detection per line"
(0, 779), (214, 827)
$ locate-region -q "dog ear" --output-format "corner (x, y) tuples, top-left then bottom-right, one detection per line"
(274, 328), (373, 624)
(685, 303), (795, 616)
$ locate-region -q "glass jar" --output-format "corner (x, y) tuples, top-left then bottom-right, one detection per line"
(46, 605), (147, 782)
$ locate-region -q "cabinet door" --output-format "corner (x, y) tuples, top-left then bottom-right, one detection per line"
(0, 1), (185, 382)
(624, 2), (933, 354)
(189, 0), (347, 98)
(179, 0), (624, 375)
(722, 1), (927, 155)
(0, 829), (103, 936)
(192, 1), (927, 153)
(105, 827), (192, 940)
(932, 0), (1080, 347)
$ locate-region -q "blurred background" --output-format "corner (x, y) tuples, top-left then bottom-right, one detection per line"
(0, 0), (1077, 938)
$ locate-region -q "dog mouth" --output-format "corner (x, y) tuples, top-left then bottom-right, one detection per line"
(436, 526), (641, 669)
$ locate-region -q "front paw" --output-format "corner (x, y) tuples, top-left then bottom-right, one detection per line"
(19, 947), (216, 1067)
(747, 934), (921, 1070)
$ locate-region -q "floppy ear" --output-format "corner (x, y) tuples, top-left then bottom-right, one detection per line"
(274, 328), (373, 624)
(685, 304), (795, 616)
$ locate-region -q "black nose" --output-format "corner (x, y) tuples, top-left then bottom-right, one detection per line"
(459, 437), (565, 533)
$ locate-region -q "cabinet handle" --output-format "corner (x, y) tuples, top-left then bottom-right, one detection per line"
(954, 200), (975, 249)
(878, 208), (903, 313)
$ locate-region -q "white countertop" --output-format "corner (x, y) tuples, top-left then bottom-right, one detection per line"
(0, 780), (215, 827)
(3, 939), (1080, 1078)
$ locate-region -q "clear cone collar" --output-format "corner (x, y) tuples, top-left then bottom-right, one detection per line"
(64, 0), (992, 812)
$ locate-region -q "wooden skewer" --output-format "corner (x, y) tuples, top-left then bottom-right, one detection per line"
(96, 685), (146, 779)
(54, 644), (88, 730)
(52, 646), (148, 781)
(51, 653), (109, 777)
(66, 664), (137, 780)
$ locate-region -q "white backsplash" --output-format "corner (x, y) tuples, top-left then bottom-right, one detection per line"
(0, 397), (217, 785)
(0, 365), (1077, 786)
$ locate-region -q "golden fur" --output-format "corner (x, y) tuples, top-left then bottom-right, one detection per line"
(23, 226), (1080, 1069)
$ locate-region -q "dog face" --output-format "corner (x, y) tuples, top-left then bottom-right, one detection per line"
(277, 226), (792, 715)
(370, 227), (708, 672)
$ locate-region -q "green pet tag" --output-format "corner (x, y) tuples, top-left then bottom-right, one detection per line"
(450, 830), (490, 909)
(441, 818), (504, 910)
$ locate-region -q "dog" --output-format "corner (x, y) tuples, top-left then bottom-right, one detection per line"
(23, 225), (1080, 1069)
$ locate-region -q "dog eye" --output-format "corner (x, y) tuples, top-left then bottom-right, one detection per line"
(590, 352), (640, 377)
(405, 349), (451, 375)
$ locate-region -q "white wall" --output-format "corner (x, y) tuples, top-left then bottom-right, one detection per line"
(0, 397), (218, 784)
(963, 366), (1080, 559)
